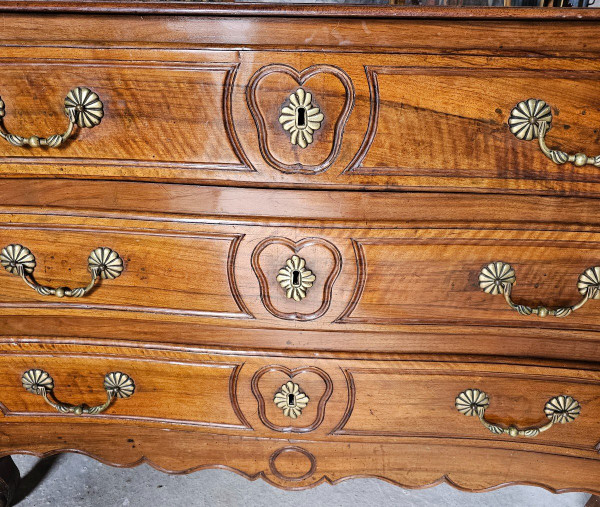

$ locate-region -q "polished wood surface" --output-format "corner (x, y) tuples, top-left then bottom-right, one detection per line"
(2, 2), (600, 19)
(1, 46), (600, 195)
(0, 342), (599, 492)
(587, 495), (600, 507)
(0, 3), (599, 497)
(2, 191), (600, 358)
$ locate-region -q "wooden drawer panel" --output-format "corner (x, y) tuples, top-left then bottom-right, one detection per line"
(336, 234), (600, 329)
(334, 365), (600, 451)
(0, 342), (599, 490)
(2, 205), (600, 359)
(0, 220), (249, 319)
(0, 60), (248, 173)
(0, 44), (599, 196)
(0, 351), (249, 430)
(352, 69), (600, 185)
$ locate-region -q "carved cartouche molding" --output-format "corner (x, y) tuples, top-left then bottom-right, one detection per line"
(269, 446), (317, 483)
(251, 365), (333, 433)
(251, 237), (342, 321)
(246, 63), (355, 175)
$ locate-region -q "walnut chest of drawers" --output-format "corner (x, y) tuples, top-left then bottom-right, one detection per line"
(0, 1), (599, 499)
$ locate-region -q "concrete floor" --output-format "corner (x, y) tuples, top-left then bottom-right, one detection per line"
(9, 453), (593, 506)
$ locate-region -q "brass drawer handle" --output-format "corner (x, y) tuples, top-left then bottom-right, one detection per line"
(0, 244), (123, 298)
(509, 99), (600, 168)
(22, 369), (135, 415)
(479, 261), (600, 318)
(0, 87), (103, 148)
(456, 389), (580, 438)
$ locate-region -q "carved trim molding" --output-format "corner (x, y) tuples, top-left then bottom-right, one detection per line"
(223, 63), (256, 173)
(331, 366), (600, 453)
(269, 446), (317, 482)
(2, 444), (597, 494)
(329, 367), (356, 436)
(343, 66), (379, 175)
(0, 224), (253, 320)
(344, 65), (600, 177)
(333, 239), (366, 324)
(251, 365), (333, 433)
(251, 236), (342, 321)
(336, 235), (600, 327)
(0, 60), (254, 173)
(229, 363), (253, 430)
(0, 359), (253, 431)
(246, 64), (355, 174)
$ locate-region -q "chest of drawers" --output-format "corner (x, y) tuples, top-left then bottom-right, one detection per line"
(0, 1), (599, 501)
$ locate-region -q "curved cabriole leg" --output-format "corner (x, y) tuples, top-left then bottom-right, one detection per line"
(0, 457), (19, 507)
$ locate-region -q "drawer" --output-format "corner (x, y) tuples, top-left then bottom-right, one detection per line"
(334, 363), (600, 449)
(0, 342), (599, 491)
(2, 190), (600, 360)
(0, 37), (599, 196)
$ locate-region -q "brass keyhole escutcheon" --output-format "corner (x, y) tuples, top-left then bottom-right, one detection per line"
(276, 255), (316, 302)
(278, 88), (324, 149)
(274, 381), (309, 419)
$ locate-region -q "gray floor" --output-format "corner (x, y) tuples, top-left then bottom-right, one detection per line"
(10, 453), (593, 506)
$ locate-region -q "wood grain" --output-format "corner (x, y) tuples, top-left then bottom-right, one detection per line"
(1, 5), (600, 496)
(0, 220), (251, 320)
(246, 64), (354, 175)
(4, 423), (600, 493)
(251, 236), (342, 322)
(0, 61), (252, 173)
(251, 365), (334, 433)
(2, 205), (600, 345)
(587, 495), (600, 507)
(0, 23), (600, 195)
(1, 2), (600, 20)
(0, 342), (599, 492)
(4, 183), (600, 362)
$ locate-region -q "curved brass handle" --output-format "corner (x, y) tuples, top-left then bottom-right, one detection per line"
(509, 99), (600, 168)
(0, 87), (103, 148)
(456, 389), (580, 438)
(479, 261), (600, 318)
(0, 244), (123, 298)
(22, 369), (134, 415)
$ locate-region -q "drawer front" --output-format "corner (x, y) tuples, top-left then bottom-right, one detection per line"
(2, 199), (600, 360)
(0, 35), (599, 195)
(0, 219), (250, 320)
(1, 342), (599, 490)
(333, 365), (600, 446)
(4, 352), (249, 430)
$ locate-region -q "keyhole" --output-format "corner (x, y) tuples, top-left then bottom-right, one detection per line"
(288, 393), (296, 407)
(297, 107), (306, 128)
(292, 270), (301, 287)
